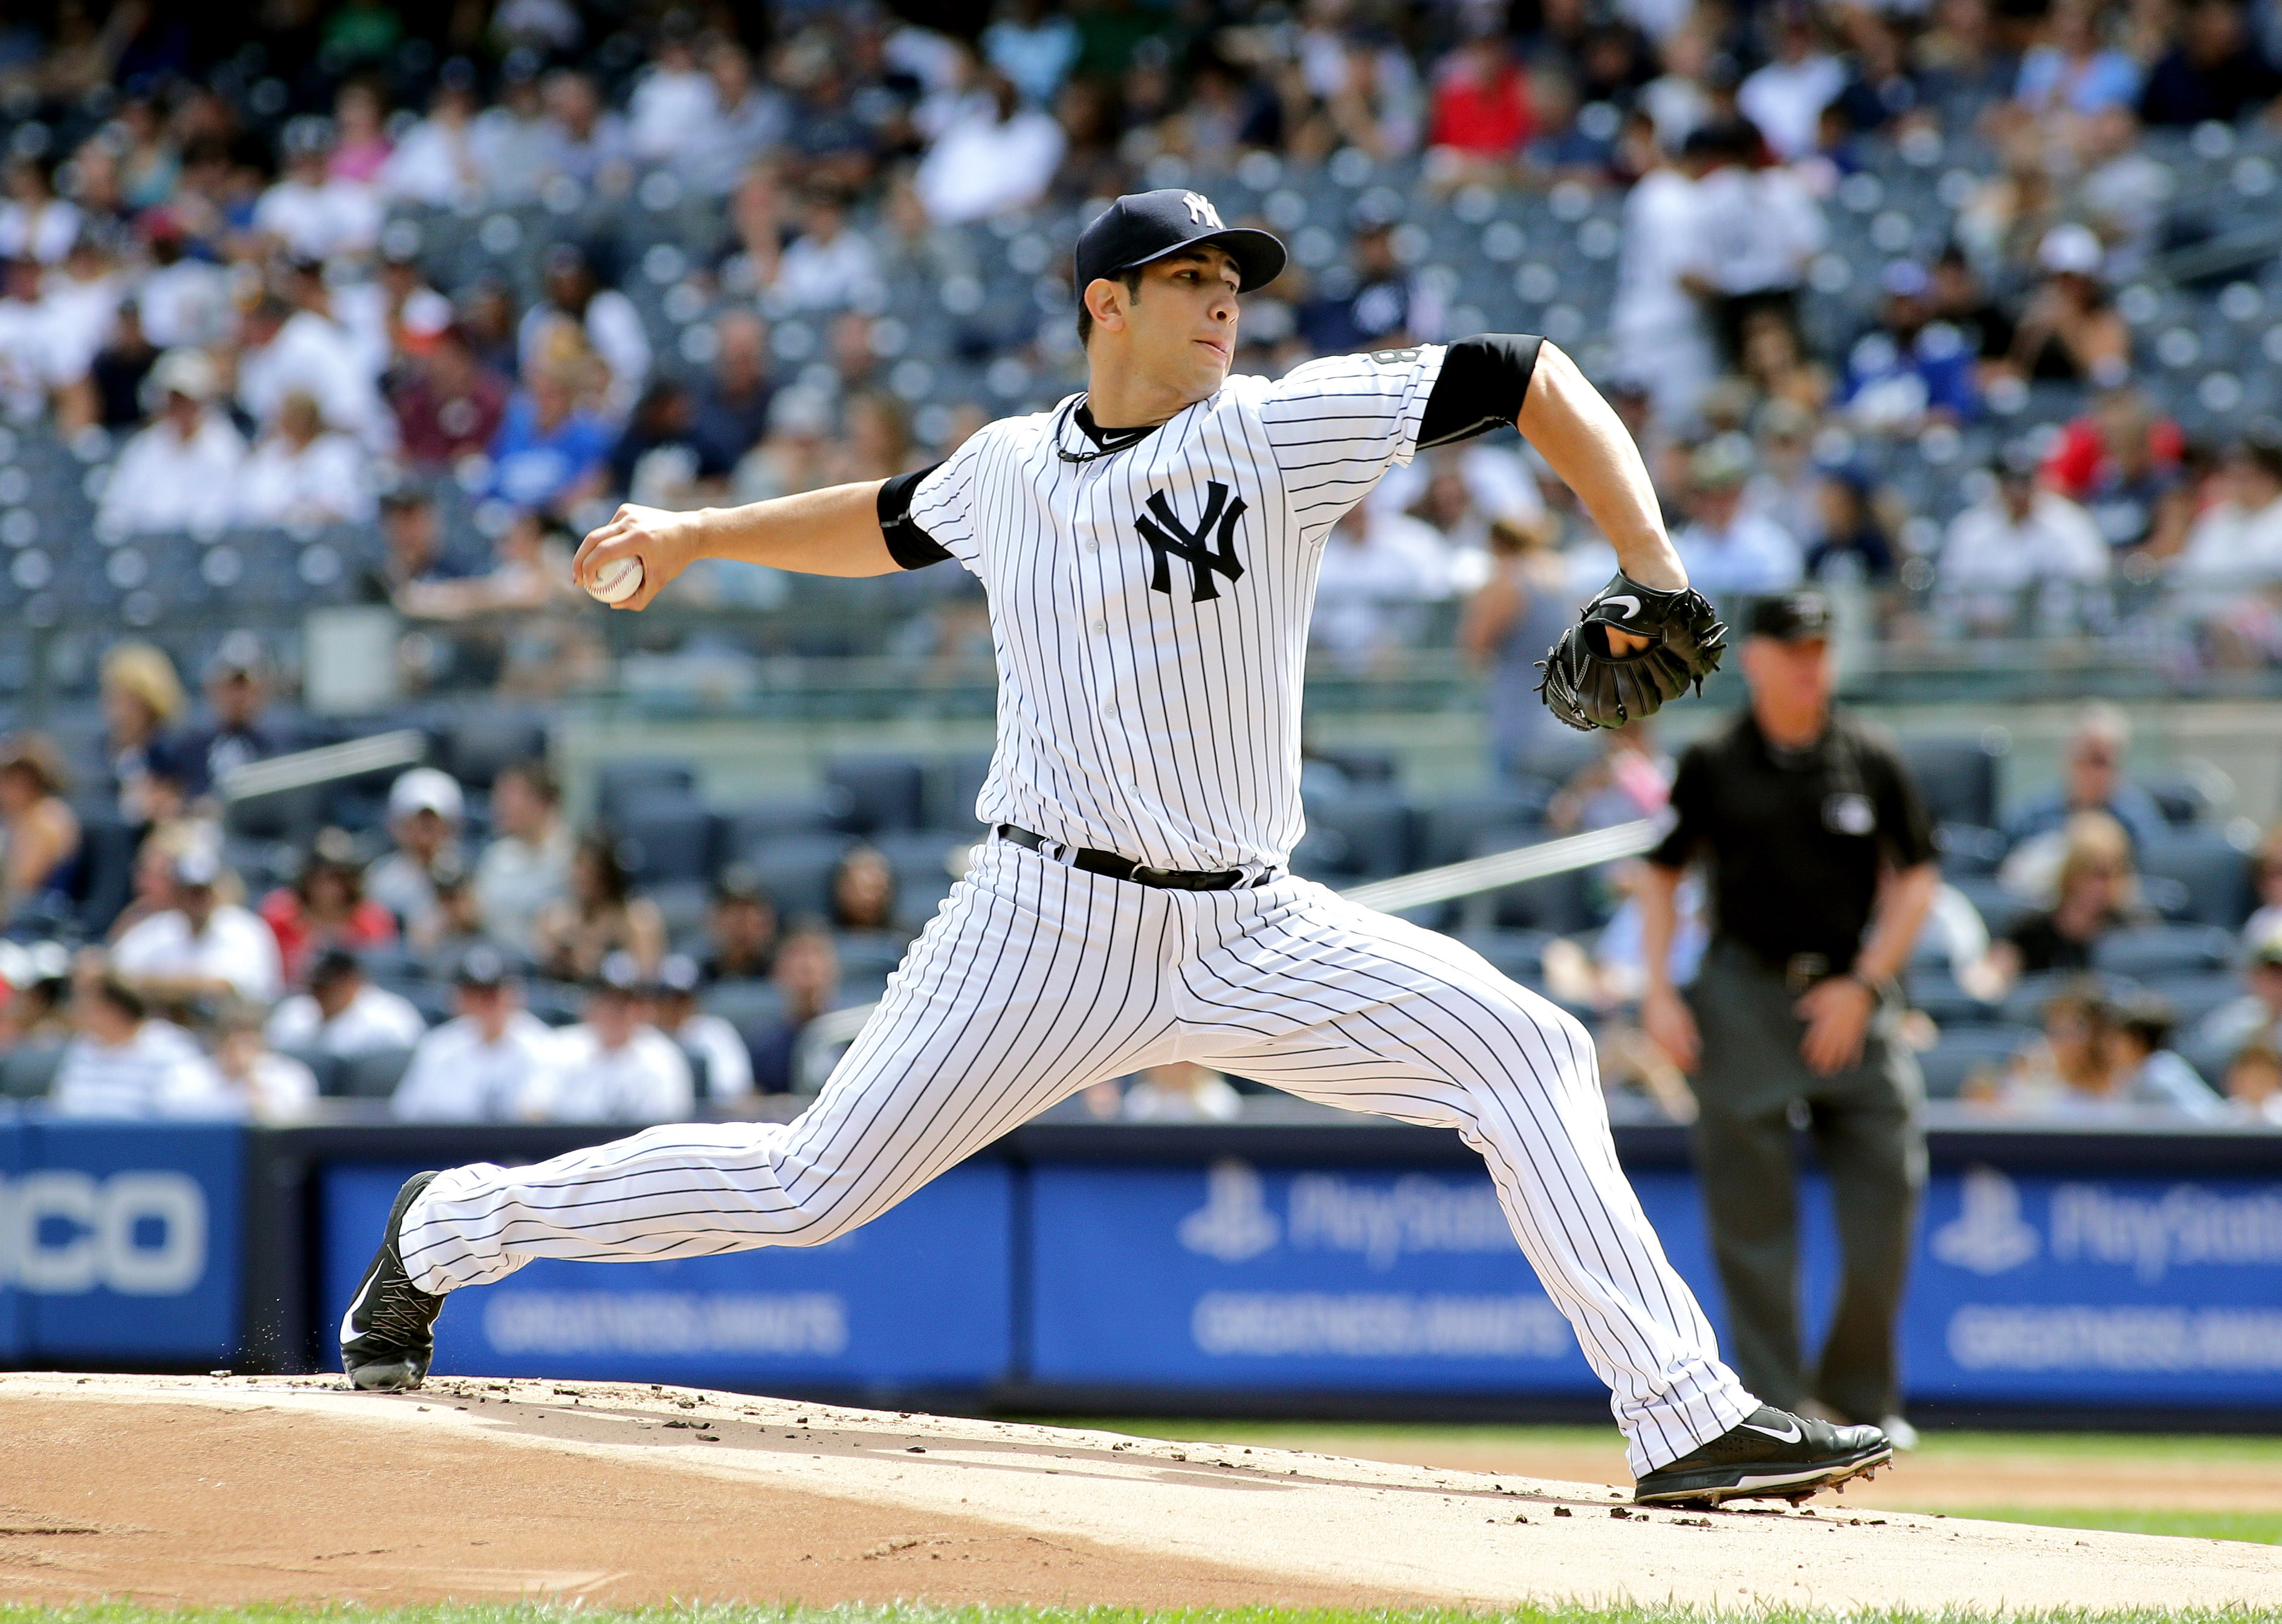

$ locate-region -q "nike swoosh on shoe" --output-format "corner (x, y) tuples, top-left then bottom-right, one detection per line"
(1741, 1418), (1804, 1443)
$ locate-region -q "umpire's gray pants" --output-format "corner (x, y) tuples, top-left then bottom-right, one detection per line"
(1684, 938), (1925, 1423)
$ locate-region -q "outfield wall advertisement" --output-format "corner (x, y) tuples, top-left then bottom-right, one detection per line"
(4, 1116), (2280, 1413)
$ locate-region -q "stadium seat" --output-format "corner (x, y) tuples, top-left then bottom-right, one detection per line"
(719, 791), (851, 852)
(1934, 822), (2008, 877)
(1417, 790), (1543, 869)
(2140, 772), (2219, 828)
(870, 829), (970, 921)
(925, 752), (996, 833)
(523, 979), (587, 1026)
(746, 833), (856, 921)
(1466, 827), (1595, 933)
(613, 798), (718, 884)
(1916, 1025), (2037, 1099)
(833, 930), (911, 986)
(2090, 923), (2239, 978)
(2137, 830), (2257, 929)
(0, 1042), (64, 1099)
(1899, 736), (2004, 830)
(596, 759), (699, 822)
(439, 712), (548, 790)
(1305, 792), (1415, 880)
(826, 755), (927, 834)
(1447, 928), (1556, 985)
(2138, 970), (2248, 1030)
(1909, 968), (2000, 1026)
(339, 1046), (417, 1099)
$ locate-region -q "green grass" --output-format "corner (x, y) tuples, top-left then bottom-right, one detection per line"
(5, 1607), (2282, 1624)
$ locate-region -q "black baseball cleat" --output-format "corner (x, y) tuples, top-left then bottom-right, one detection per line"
(340, 1170), (448, 1391)
(1632, 1405), (1891, 1507)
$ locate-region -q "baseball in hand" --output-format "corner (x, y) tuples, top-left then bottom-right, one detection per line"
(586, 555), (644, 605)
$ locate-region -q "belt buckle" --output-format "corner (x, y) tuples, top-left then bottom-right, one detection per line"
(1130, 863), (1172, 888)
(1784, 953), (1830, 994)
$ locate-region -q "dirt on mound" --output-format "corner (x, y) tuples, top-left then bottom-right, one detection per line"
(2, 1374), (2276, 1610)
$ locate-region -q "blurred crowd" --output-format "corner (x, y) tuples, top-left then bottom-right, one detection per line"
(0, 0), (2270, 704)
(0, 0), (2278, 1130)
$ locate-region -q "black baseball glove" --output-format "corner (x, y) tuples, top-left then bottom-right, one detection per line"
(1536, 572), (1728, 732)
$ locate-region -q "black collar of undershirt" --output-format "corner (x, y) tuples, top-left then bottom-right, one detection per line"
(1054, 396), (1174, 463)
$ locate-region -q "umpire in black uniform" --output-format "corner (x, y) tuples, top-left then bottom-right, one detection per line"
(1638, 589), (1939, 1436)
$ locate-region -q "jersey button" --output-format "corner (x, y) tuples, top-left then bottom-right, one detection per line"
(1084, 541), (1098, 553)
(1090, 619), (1107, 634)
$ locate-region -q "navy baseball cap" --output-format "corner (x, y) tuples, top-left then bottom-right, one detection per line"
(1748, 590), (1835, 642)
(1073, 189), (1286, 297)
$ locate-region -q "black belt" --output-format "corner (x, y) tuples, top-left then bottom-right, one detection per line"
(994, 825), (1255, 891)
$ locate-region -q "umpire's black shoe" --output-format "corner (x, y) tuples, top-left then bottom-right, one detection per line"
(1632, 1405), (1891, 1507)
(340, 1170), (447, 1392)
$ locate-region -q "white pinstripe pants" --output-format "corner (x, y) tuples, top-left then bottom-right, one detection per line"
(401, 839), (1754, 1472)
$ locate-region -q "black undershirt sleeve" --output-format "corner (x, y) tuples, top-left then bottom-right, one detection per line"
(1416, 334), (1545, 450)
(876, 462), (952, 570)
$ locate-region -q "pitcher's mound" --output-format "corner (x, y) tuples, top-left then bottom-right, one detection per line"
(2, 1373), (2274, 1610)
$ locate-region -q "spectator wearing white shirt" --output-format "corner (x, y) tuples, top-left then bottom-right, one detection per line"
(50, 967), (239, 1120)
(238, 268), (391, 453)
(382, 66), (487, 208)
(97, 348), (247, 535)
(111, 846), (283, 1006)
(983, 0), (1082, 105)
(253, 118), (383, 264)
(1679, 123), (1825, 364)
(1612, 146), (1716, 427)
(1737, 11), (1846, 160)
(685, 40), (789, 196)
(0, 253), (66, 421)
(540, 69), (633, 196)
(136, 218), (233, 350)
(523, 953), (693, 1124)
(1672, 439), (1805, 596)
(0, 152), (82, 265)
(914, 71), (1065, 224)
(38, 230), (122, 400)
(2171, 433), (2282, 657)
(265, 947), (428, 1058)
(625, 24), (716, 167)
(517, 245), (651, 424)
(212, 999), (320, 1121)
(474, 759), (574, 953)
(1938, 451), (2109, 634)
(390, 947), (560, 1123)
(236, 390), (375, 526)
(769, 191), (884, 313)
(470, 61), (556, 203)
(1312, 500), (1453, 671)
(652, 953), (753, 1103)
(366, 768), (465, 938)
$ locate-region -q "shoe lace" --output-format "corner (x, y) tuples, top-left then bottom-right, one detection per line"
(360, 1275), (442, 1348)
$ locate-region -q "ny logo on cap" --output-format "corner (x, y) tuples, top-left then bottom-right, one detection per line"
(1182, 192), (1223, 230)
(1137, 482), (1246, 604)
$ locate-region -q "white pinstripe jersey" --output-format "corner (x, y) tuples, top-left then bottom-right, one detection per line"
(907, 344), (1449, 871)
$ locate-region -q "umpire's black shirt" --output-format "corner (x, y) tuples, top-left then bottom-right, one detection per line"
(1648, 709), (1937, 972)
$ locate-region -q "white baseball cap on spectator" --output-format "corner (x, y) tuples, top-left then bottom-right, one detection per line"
(387, 767), (465, 825)
(2037, 223), (2104, 279)
(147, 347), (219, 404)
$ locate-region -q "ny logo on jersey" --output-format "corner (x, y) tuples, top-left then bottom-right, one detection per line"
(1136, 482), (1247, 604)
(1182, 191), (1224, 230)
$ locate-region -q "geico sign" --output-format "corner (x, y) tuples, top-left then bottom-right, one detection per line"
(0, 1171), (208, 1294)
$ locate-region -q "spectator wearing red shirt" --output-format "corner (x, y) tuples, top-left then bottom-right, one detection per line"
(390, 322), (509, 473)
(1429, 32), (1536, 164)
(2041, 387), (2194, 557)
(261, 828), (398, 989)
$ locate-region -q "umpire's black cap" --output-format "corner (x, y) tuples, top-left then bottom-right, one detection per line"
(1074, 189), (1286, 296)
(1748, 589), (1835, 642)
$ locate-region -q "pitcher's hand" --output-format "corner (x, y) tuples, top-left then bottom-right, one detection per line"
(572, 503), (709, 610)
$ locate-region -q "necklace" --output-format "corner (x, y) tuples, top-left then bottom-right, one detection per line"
(1052, 396), (1166, 464)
